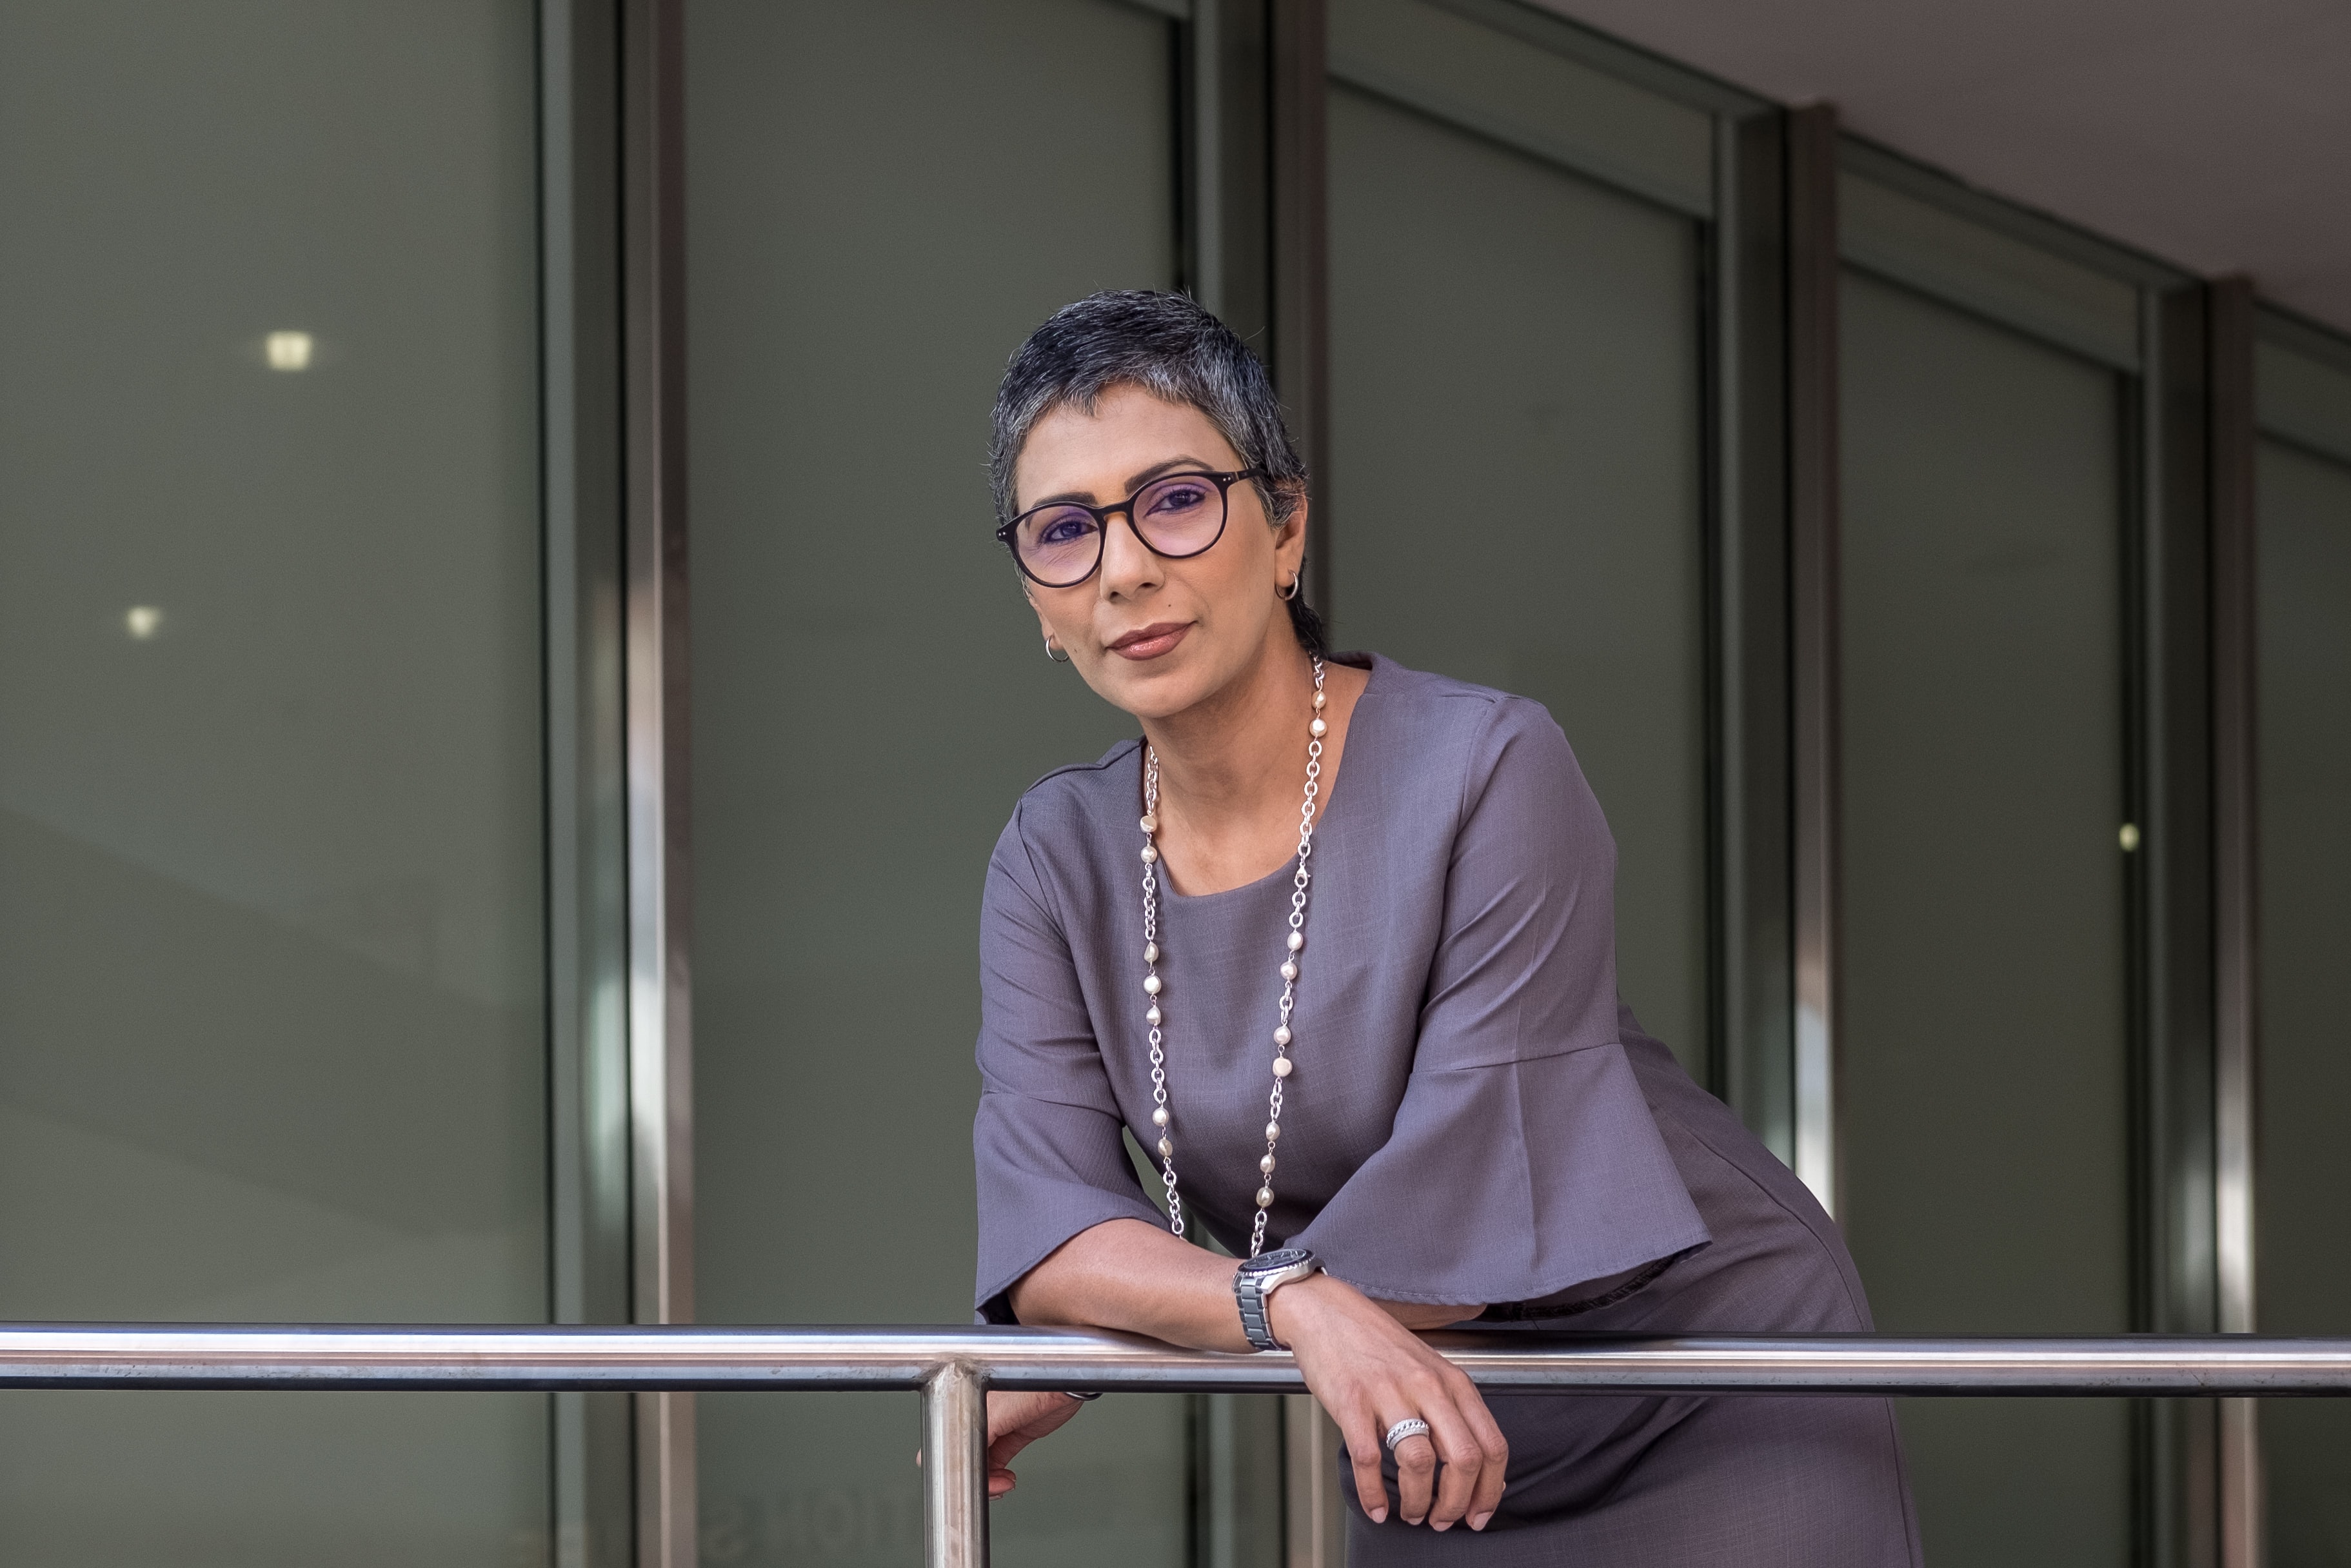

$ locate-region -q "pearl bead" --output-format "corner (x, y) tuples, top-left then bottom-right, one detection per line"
(1280, 960), (1298, 982)
(1140, 844), (1158, 864)
(1265, 1121), (1281, 1141)
(1140, 814), (1157, 834)
(1313, 689), (1326, 708)
(1272, 1057), (1294, 1078)
(1256, 1187), (1275, 1209)
(1144, 941), (1158, 964)
(1146, 1004), (1161, 1026)
(1260, 1154), (1276, 1175)
(1152, 1106), (1169, 1127)
(1286, 931), (1304, 952)
(1309, 717), (1327, 738)
(1158, 1136), (1174, 1158)
(1144, 975), (1162, 995)
(1273, 1025), (1291, 1047)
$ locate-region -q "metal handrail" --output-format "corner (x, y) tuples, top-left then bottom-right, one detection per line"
(11, 1324), (2350, 1567)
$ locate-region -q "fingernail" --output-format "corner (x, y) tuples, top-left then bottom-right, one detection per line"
(1471, 1511), (1494, 1531)
(1405, 1516), (1425, 1528)
(1432, 1519), (1454, 1532)
(1369, 1507), (1387, 1524)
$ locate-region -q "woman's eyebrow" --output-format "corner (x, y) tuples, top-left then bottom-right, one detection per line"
(1026, 456), (1219, 512)
(1122, 455), (1215, 491)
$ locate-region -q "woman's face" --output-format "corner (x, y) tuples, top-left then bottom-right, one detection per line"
(1011, 384), (1305, 721)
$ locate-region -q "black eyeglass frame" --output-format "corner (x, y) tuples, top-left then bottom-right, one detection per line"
(995, 467), (1270, 588)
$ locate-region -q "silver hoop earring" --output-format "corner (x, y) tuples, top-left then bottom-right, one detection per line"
(1279, 575), (1302, 602)
(1044, 639), (1072, 664)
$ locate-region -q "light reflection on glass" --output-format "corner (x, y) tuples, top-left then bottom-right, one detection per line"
(264, 330), (314, 371)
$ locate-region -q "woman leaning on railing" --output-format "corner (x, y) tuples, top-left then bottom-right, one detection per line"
(966, 290), (1920, 1565)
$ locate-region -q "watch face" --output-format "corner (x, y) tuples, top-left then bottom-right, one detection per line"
(1244, 1247), (1314, 1276)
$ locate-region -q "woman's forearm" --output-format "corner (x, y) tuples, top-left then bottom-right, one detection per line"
(1007, 1218), (1257, 1350)
(1007, 1218), (1484, 1345)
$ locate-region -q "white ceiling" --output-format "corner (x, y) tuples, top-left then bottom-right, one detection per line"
(1534, 0), (2351, 334)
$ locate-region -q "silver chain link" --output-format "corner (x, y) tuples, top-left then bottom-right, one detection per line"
(1138, 656), (1326, 1260)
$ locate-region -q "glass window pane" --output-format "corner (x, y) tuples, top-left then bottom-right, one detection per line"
(684, 3), (1198, 1562)
(2253, 435), (2351, 1565)
(1326, 81), (1709, 1075)
(0, 1), (550, 1562)
(1838, 270), (2132, 1566)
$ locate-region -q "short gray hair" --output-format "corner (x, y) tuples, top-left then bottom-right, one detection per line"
(989, 291), (1325, 651)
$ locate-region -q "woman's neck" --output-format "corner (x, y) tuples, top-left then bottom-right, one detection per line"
(1140, 636), (1368, 896)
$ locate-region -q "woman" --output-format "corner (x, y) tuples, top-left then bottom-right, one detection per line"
(972, 290), (1921, 1564)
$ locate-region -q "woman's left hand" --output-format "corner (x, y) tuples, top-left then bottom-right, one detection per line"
(1269, 1273), (1511, 1531)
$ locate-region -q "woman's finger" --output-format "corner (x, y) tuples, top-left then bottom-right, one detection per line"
(1338, 1404), (1392, 1523)
(1442, 1370), (1511, 1529)
(1417, 1387), (1491, 1530)
(1389, 1423), (1440, 1525)
(969, 1388), (1089, 1498)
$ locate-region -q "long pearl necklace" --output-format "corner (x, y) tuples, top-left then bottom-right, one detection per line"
(1139, 655), (1327, 1259)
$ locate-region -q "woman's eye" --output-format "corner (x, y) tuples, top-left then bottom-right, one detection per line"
(1037, 514), (1097, 546)
(1147, 484), (1209, 515)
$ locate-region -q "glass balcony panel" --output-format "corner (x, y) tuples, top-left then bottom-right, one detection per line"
(0, 1), (550, 1562)
(684, 2), (1206, 1563)
(1840, 269), (2133, 1567)
(2254, 429), (2351, 1567)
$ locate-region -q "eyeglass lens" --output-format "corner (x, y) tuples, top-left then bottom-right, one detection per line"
(1014, 473), (1231, 586)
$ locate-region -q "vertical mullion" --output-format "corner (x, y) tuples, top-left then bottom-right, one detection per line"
(543, 1), (637, 1563)
(1712, 108), (1792, 1149)
(1269, 10), (1343, 1562)
(1786, 103), (1841, 1215)
(1269, 0), (1331, 615)
(2208, 276), (2263, 1568)
(621, 0), (694, 1563)
(1191, 10), (1295, 1565)
(2141, 277), (2223, 1568)
(1188, 0), (1271, 346)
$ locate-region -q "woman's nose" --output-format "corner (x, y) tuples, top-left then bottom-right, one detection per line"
(1098, 512), (1163, 599)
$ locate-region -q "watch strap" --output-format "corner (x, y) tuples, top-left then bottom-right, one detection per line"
(1236, 1270), (1281, 1352)
(1234, 1255), (1320, 1352)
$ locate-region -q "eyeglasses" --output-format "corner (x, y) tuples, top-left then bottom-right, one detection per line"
(997, 468), (1268, 588)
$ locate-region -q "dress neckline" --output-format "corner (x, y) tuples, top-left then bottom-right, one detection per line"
(1156, 653), (1379, 905)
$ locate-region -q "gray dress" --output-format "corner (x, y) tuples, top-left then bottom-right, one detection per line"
(973, 655), (1922, 1564)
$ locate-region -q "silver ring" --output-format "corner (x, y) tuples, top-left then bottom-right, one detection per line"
(1383, 1417), (1432, 1451)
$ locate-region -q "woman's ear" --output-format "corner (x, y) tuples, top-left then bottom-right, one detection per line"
(1273, 490), (1310, 579)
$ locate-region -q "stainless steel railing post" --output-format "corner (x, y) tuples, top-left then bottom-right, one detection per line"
(922, 1360), (989, 1568)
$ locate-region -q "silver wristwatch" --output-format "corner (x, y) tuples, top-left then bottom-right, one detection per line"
(1233, 1247), (1322, 1351)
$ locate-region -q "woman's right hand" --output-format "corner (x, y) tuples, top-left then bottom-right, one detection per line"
(1267, 1275), (1510, 1532)
(980, 1389), (1088, 1498)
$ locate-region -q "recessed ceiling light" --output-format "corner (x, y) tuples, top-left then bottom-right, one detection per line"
(126, 606), (163, 639)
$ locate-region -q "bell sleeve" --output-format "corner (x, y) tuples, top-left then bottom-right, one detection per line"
(1287, 697), (1711, 1306)
(971, 802), (1168, 1323)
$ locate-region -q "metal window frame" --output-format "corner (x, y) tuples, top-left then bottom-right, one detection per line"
(619, 0), (695, 1564)
(2143, 272), (2223, 1568)
(543, 4), (640, 1565)
(1271, 0), (1332, 614)
(1786, 103), (1841, 1211)
(2208, 276), (2262, 1568)
(1711, 104), (1794, 1157)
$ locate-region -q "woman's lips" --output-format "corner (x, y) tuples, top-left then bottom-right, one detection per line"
(1108, 621), (1191, 661)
